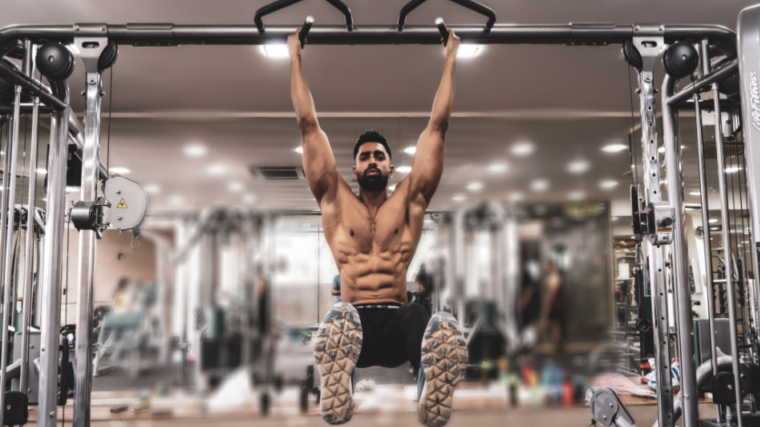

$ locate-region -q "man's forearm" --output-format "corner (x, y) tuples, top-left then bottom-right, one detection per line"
(429, 56), (456, 132)
(290, 55), (318, 129)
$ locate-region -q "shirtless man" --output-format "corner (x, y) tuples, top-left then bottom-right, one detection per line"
(287, 29), (467, 427)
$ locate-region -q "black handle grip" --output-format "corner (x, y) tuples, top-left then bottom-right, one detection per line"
(300, 16), (314, 48)
(435, 17), (449, 45)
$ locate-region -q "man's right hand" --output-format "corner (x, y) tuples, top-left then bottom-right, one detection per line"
(287, 29), (303, 59)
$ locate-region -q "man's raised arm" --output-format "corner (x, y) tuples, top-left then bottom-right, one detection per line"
(288, 30), (339, 206)
(409, 30), (460, 206)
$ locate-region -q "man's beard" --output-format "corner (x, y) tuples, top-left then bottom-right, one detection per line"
(357, 168), (388, 192)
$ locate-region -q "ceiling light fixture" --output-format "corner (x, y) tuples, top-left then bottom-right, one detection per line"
(566, 159), (590, 174)
(403, 146), (416, 155)
(259, 43), (290, 59)
(228, 181), (244, 193)
(602, 144), (628, 153)
(110, 167), (130, 174)
(206, 163), (228, 177)
(511, 142), (535, 157)
(531, 179), (549, 192)
(243, 193), (256, 204)
(466, 182), (483, 191)
(488, 163), (508, 174)
(600, 180), (619, 189)
(294, 147), (303, 154)
(143, 184), (161, 194)
(456, 44), (482, 59)
(396, 165), (412, 173)
(183, 143), (208, 158)
(452, 194), (466, 202)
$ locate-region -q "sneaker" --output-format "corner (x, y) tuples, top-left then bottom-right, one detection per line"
(314, 302), (363, 424)
(417, 312), (468, 427)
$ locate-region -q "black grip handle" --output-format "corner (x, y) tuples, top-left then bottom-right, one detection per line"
(299, 16), (314, 48)
(435, 17), (449, 45)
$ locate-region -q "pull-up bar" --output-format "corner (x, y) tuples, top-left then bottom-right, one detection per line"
(0, 23), (736, 48)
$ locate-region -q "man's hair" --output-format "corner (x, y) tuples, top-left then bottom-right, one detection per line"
(353, 129), (392, 161)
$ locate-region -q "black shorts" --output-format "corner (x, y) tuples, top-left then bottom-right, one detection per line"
(354, 303), (430, 371)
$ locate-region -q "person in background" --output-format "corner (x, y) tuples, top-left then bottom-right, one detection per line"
(331, 273), (341, 303)
(113, 277), (131, 309)
(540, 259), (566, 354)
(413, 264), (434, 317)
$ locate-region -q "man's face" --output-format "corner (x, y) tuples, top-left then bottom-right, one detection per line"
(353, 142), (394, 192)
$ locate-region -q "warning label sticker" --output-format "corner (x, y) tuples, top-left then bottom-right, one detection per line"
(117, 198), (128, 209)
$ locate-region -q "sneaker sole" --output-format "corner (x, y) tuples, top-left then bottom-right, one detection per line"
(314, 303), (363, 425)
(418, 312), (468, 427)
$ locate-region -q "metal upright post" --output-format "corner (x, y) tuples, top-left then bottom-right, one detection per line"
(712, 66), (745, 427)
(19, 39), (40, 397)
(73, 27), (107, 427)
(0, 41), (31, 427)
(37, 80), (70, 427)
(695, 38), (721, 423)
(661, 72), (700, 427)
(631, 27), (675, 427)
(738, 3), (760, 373)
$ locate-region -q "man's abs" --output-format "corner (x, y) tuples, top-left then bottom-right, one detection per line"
(338, 260), (409, 304)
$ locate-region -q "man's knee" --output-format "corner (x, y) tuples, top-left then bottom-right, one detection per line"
(403, 303), (430, 324)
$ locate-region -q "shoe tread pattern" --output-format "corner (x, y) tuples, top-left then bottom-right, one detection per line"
(418, 313), (467, 427)
(314, 303), (363, 425)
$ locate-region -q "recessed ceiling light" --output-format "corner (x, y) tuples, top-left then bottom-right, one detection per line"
(452, 194), (466, 202)
(508, 192), (524, 202)
(488, 163), (508, 174)
(259, 43), (290, 59)
(456, 44), (483, 59)
(206, 163), (228, 177)
(36, 168), (47, 175)
(466, 182), (483, 191)
(602, 144), (628, 153)
(396, 165), (412, 173)
(143, 184), (161, 194)
(228, 181), (244, 193)
(531, 179), (549, 192)
(726, 167), (742, 173)
(110, 167), (130, 174)
(568, 190), (586, 201)
(403, 146), (416, 155)
(709, 219), (718, 223)
(183, 143), (208, 158)
(567, 159), (590, 175)
(294, 147), (304, 154)
(631, 235), (636, 239)
(243, 193), (256, 204)
(511, 142), (535, 157)
(600, 179), (619, 189)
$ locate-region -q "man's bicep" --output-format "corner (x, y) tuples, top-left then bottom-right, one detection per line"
(302, 127), (339, 203)
(409, 127), (445, 203)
